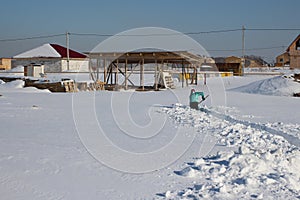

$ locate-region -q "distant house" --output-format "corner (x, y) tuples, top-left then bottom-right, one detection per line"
(226, 56), (263, 68)
(0, 58), (11, 70)
(213, 57), (226, 63)
(276, 52), (290, 67)
(286, 34), (300, 68)
(13, 43), (89, 72)
(214, 56), (242, 76)
(244, 56), (265, 68)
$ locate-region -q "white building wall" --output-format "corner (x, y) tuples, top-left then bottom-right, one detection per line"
(61, 59), (89, 72)
(12, 59), (62, 72)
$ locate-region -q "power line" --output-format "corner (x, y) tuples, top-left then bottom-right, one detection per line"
(185, 29), (242, 35)
(69, 29), (242, 37)
(0, 28), (299, 42)
(246, 28), (300, 31)
(207, 46), (286, 52)
(0, 29), (240, 42)
(69, 28), (300, 37)
(0, 33), (65, 42)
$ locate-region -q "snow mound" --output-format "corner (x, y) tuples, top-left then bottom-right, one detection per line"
(0, 80), (51, 93)
(231, 76), (300, 96)
(0, 80), (24, 89)
(22, 87), (51, 93)
(5, 65), (24, 73)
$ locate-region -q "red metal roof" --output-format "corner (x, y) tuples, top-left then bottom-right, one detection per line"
(50, 44), (87, 58)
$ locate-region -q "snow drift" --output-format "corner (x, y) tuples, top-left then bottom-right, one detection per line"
(5, 66), (24, 73)
(0, 80), (24, 89)
(231, 75), (300, 96)
(0, 80), (50, 93)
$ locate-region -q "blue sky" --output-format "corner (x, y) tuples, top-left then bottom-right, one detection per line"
(1, 0), (300, 62)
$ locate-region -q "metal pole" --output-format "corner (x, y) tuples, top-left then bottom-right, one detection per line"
(242, 26), (245, 76)
(66, 32), (70, 71)
(181, 59), (184, 88)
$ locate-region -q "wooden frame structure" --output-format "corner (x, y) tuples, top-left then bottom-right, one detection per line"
(88, 51), (209, 91)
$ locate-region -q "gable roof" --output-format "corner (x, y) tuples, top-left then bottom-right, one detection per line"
(286, 34), (300, 52)
(50, 44), (86, 58)
(14, 43), (87, 59)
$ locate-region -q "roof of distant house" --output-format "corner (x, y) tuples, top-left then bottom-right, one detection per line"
(13, 43), (87, 59)
(287, 34), (300, 52)
(213, 57), (226, 63)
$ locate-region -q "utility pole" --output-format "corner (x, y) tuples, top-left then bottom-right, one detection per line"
(242, 26), (245, 76)
(66, 31), (70, 71)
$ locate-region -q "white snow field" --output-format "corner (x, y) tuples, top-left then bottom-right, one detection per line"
(0, 73), (300, 199)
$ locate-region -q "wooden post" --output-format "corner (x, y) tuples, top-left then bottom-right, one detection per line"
(96, 59), (99, 81)
(104, 59), (107, 83)
(140, 58), (144, 90)
(114, 68), (116, 85)
(125, 58), (128, 90)
(142, 58), (145, 90)
(155, 59), (158, 91)
(110, 64), (113, 85)
(116, 59), (119, 86)
(88, 58), (92, 80)
(140, 60), (142, 89)
(186, 64), (189, 87)
(195, 65), (198, 85)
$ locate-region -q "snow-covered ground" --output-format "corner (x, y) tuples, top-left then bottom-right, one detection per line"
(0, 72), (299, 199)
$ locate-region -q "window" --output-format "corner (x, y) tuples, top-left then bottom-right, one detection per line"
(279, 58), (283, 62)
(0, 59), (2, 65)
(296, 39), (300, 50)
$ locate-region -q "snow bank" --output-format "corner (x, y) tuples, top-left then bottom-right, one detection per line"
(160, 105), (300, 199)
(0, 80), (24, 89)
(231, 75), (300, 96)
(5, 65), (24, 73)
(0, 80), (51, 93)
(0, 66), (24, 77)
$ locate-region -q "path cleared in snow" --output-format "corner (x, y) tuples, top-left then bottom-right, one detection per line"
(202, 107), (300, 148)
(159, 104), (300, 199)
